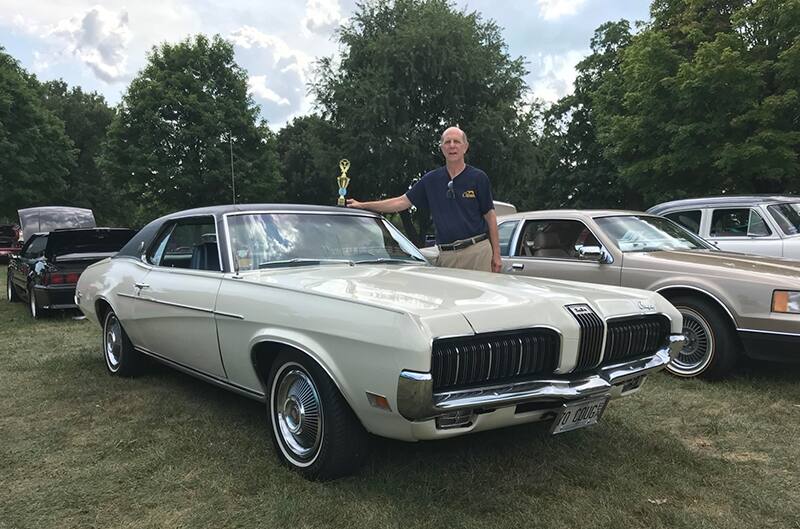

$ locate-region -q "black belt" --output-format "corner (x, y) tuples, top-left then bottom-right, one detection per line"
(438, 233), (488, 252)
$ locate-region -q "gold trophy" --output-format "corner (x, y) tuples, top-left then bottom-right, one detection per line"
(337, 159), (351, 206)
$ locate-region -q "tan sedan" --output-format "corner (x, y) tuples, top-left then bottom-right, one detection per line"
(498, 210), (800, 378)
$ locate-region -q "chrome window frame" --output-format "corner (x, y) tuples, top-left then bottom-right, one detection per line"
(140, 214), (224, 276)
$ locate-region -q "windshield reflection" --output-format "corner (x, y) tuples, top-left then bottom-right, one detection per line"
(226, 212), (427, 270)
(596, 215), (714, 253)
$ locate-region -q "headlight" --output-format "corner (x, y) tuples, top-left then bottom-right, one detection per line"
(772, 290), (800, 313)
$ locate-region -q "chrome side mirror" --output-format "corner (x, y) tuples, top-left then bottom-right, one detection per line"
(578, 245), (603, 261)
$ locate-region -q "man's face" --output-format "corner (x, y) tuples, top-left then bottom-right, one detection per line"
(440, 130), (468, 163)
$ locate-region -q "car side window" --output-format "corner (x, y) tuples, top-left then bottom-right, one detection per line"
(497, 221), (519, 256)
(517, 219), (601, 259)
(22, 235), (48, 259)
(147, 217), (220, 271)
(664, 210), (702, 235)
(710, 208), (771, 237)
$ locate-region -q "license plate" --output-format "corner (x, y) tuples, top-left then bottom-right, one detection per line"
(551, 396), (609, 435)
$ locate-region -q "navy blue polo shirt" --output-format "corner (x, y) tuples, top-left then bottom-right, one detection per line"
(405, 165), (494, 245)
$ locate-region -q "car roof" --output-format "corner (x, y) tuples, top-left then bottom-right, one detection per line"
(647, 195), (799, 213)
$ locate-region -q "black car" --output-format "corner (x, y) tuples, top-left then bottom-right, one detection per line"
(7, 228), (136, 318)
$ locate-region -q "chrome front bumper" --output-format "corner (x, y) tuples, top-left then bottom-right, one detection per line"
(397, 334), (686, 421)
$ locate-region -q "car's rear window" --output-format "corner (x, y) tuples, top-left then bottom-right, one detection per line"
(767, 203), (800, 235)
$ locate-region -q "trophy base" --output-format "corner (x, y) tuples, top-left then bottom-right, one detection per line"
(337, 197), (346, 207)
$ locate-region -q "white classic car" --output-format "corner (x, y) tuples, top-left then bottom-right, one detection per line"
(76, 205), (684, 479)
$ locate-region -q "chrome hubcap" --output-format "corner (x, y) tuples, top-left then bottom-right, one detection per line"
(6, 280), (11, 300)
(672, 307), (714, 375)
(105, 315), (122, 370)
(274, 367), (322, 463)
(29, 292), (36, 317)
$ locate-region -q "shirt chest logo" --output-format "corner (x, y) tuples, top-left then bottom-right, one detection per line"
(462, 190), (476, 198)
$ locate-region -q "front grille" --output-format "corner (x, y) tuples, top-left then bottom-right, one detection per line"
(603, 315), (671, 364)
(567, 304), (605, 370)
(431, 329), (560, 391)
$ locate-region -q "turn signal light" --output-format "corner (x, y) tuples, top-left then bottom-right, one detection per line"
(772, 290), (800, 314)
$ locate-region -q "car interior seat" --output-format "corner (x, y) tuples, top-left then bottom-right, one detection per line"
(190, 242), (221, 271)
(532, 232), (569, 257)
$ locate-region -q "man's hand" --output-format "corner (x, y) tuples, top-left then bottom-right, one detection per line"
(491, 252), (502, 273)
(346, 198), (363, 209)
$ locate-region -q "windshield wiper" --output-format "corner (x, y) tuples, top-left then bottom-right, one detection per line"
(258, 258), (354, 269)
(353, 257), (425, 265)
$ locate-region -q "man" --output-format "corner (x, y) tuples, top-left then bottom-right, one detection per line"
(347, 126), (501, 272)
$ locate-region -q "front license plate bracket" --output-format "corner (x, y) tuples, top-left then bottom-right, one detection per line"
(550, 395), (609, 435)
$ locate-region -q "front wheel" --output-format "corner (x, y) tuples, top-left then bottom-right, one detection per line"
(667, 295), (739, 379)
(103, 310), (142, 377)
(267, 351), (368, 480)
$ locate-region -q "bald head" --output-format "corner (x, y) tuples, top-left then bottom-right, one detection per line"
(440, 126), (468, 146)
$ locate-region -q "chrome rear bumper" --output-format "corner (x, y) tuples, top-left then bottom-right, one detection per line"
(397, 334), (685, 421)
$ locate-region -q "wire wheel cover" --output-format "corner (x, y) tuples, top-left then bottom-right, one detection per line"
(274, 367), (323, 462)
(104, 314), (123, 370)
(674, 307), (714, 374)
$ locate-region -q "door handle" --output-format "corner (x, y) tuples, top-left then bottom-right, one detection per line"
(134, 282), (150, 290)
(511, 263), (524, 270)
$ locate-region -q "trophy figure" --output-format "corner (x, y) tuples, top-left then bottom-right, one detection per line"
(337, 159), (351, 206)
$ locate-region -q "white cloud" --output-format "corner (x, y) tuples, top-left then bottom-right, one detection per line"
(536, 0), (588, 21)
(248, 75), (291, 106)
(46, 6), (131, 82)
(301, 0), (343, 35)
(529, 49), (587, 103)
(229, 26), (313, 81)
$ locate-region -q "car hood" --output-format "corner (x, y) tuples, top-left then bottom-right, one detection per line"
(624, 250), (800, 282)
(246, 264), (672, 334)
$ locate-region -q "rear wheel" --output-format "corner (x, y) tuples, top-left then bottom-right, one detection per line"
(667, 295), (739, 379)
(7, 274), (19, 302)
(266, 351), (368, 480)
(28, 287), (47, 319)
(103, 310), (142, 377)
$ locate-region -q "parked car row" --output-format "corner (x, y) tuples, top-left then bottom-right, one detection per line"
(5, 196), (798, 481)
(5, 206), (136, 318)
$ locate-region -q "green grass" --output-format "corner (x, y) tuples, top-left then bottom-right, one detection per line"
(2, 265), (800, 529)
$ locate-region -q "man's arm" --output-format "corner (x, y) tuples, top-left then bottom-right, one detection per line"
(347, 195), (412, 214)
(484, 209), (502, 273)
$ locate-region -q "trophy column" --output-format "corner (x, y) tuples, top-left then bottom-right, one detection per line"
(337, 159), (351, 206)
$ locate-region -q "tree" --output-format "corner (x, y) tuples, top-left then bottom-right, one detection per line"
(41, 80), (117, 223)
(595, 0), (800, 206)
(277, 115), (343, 206)
(0, 48), (75, 222)
(539, 21), (639, 209)
(312, 0), (540, 243)
(99, 34), (282, 226)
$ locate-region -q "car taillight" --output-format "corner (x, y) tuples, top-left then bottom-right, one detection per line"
(66, 273), (80, 284)
(44, 273), (80, 285)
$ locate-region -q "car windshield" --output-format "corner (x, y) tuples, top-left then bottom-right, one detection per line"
(767, 203), (800, 236)
(595, 215), (714, 253)
(226, 212), (427, 271)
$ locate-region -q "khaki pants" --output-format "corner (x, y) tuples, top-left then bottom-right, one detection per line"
(436, 239), (492, 272)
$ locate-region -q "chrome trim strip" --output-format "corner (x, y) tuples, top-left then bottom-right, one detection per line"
(125, 293), (244, 319)
(736, 327), (800, 338)
(134, 345), (265, 402)
(397, 334), (685, 421)
(117, 292), (138, 300)
(655, 284), (738, 324)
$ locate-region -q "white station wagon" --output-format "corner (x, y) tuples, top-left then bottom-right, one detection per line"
(76, 205), (684, 479)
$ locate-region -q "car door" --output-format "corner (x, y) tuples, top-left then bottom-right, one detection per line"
(502, 218), (622, 286)
(706, 207), (783, 256)
(132, 216), (226, 378)
(12, 235), (48, 294)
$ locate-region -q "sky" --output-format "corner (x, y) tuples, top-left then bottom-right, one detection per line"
(0, 0), (652, 129)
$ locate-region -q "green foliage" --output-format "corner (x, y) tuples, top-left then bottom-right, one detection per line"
(277, 115), (342, 206)
(0, 49), (75, 222)
(40, 80), (117, 225)
(594, 0), (800, 206)
(98, 35), (282, 226)
(540, 21), (640, 209)
(312, 0), (541, 241)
